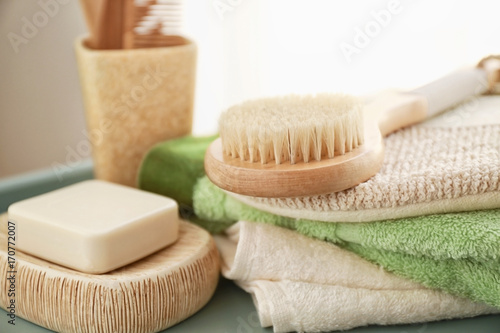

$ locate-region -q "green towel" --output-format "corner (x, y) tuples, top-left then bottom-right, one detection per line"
(138, 135), (500, 309)
(138, 134), (218, 207)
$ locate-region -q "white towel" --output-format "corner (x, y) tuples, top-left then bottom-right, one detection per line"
(228, 96), (500, 223)
(216, 221), (498, 332)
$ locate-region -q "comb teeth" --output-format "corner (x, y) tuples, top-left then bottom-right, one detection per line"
(132, 1), (183, 36)
(219, 94), (364, 165)
(124, 0), (185, 48)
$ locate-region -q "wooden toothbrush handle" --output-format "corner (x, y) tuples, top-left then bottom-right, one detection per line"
(366, 67), (490, 137)
(93, 0), (124, 49)
(79, 0), (99, 47)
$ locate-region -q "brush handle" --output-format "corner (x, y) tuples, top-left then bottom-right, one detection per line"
(369, 67), (489, 137)
(412, 68), (488, 116)
(79, 0), (123, 50)
(94, 0), (124, 49)
(79, 0), (100, 46)
(365, 93), (427, 137)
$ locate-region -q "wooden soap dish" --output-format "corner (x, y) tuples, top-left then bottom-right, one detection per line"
(0, 214), (220, 333)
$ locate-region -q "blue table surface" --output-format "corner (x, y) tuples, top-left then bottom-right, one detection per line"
(1, 161), (499, 333)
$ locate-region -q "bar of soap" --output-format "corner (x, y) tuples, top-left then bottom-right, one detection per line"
(8, 180), (179, 274)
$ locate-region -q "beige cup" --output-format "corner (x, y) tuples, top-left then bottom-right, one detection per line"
(75, 37), (196, 187)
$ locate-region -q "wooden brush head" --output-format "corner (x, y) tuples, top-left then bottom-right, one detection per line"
(205, 93), (385, 198)
(219, 94), (364, 165)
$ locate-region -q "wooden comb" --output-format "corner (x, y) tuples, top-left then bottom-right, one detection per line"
(123, 0), (188, 49)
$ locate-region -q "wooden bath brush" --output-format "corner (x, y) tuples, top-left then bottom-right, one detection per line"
(205, 59), (500, 198)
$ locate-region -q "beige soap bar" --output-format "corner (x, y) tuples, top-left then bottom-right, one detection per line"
(7, 180), (179, 274)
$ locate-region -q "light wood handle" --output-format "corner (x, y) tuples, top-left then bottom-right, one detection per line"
(412, 67), (488, 117)
(364, 93), (428, 137)
(366, 67), (489, 137)
(79, 0), (103, 48)
(93, 0), (124, 49)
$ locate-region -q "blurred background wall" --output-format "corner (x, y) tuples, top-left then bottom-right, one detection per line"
(1, 0), (500, 178)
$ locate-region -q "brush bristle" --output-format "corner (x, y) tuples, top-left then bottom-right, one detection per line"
(219, 93), (364, 165)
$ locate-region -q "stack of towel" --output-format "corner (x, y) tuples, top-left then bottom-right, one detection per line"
(139, 95), (500, 332)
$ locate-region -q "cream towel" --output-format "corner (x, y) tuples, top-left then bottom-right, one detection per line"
(229, 96), (500, 222)
(216, 221), (498, 332)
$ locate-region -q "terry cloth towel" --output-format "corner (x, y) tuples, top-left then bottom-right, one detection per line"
(228, 95), (500, 222)
(217, 221), (498, 332)
(193, 177), (500, 309)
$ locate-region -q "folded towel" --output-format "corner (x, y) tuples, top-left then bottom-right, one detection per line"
(197, 177), (500, 262)
(217, 220), (421, 289)
(229, 95), (500, 222)
(218, 221), (498, 332)
(194, 176), (500, 309)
